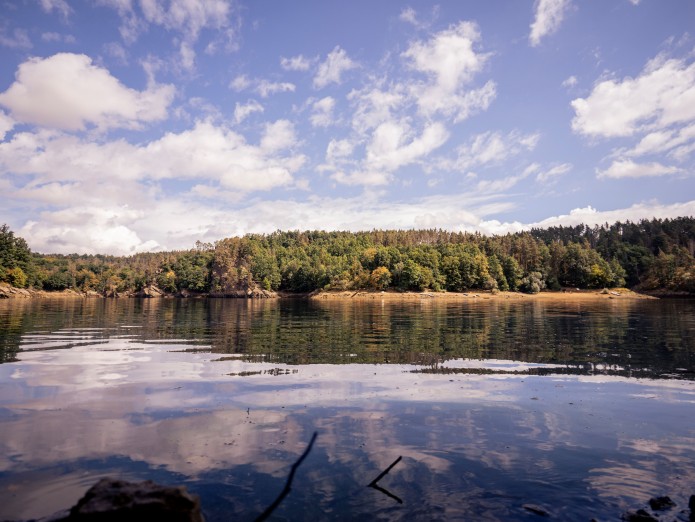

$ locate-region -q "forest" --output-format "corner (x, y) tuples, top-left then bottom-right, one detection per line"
(0, 217), (694, 296)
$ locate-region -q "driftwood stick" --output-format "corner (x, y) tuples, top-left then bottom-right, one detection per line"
(255, 431), (318, 522)
(368, 455), (402, 487)
(370, 483), (403, 504)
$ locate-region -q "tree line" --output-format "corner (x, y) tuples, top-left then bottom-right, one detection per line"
(0, 217), (693, 296)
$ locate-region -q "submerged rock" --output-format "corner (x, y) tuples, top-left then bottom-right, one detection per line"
(40, 478), (204, 522)
(648, 496), (675, 511)
(522, 503), (550, 516)
(621, 508), (659, 521)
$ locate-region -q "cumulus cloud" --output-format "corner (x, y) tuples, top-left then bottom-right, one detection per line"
(529, 0), (571, 47)
(348, 84), (407, 135)
(0, 53), (175, 131)
(365, 120), (449, 171)
(573, 52), (695, 181)
(531, 200), (695, 230)
(402, 21), (496, 121)
(309, 97), (336, 127)
(571, 55), (695, 138)
(596, 159), (683, 179)
(314, 46), (357, 89)
(20, 207), (162, 255)
(325, 139), (355, 164)
(233, 99), (264, 124)
(0, 111), (14, 141)
(280, 54), (314, 71)
(0, 121), (304, 191)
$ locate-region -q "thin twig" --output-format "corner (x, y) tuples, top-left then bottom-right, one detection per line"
(367, 455), (403, 504)
(370, 484), (403, 504)
(368, 456), (402, 487)
(255, 431), (318, 522)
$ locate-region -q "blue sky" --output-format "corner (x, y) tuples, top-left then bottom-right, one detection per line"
(0, 0), (694, 254)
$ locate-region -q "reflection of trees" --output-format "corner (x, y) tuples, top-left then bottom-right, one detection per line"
(1, 299), (694, 379)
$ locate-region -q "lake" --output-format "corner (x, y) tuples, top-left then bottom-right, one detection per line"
(1, 297), (694, 521)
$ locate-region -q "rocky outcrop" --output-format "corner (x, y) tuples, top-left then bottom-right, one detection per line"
(39, 478), (204, 522)
(132, 285), (166, 298)
(209, 287), (277, 298)
(0, 283), (32, 298)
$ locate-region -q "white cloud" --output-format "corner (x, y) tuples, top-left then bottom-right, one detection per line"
(233, 99), (264, 124)
(453, 130), (539, 172)
(314, 46), (357, 89)
(348, 84), (407, 134)
(0, 53), (175, 131)
(230, 76), (295, 97)
(596, 159), (683, 179)
(179, 41), (196, 71)
(476, 172), (529, 193)
(256, 80), (295, 98)
(0, 27), (32, 49)
(101, 0), (240, 64)
(320, 138), (357, 174)
(531, 200), (695, 230)
(280, 54), (314, 71)
(39, 0), (72, 19)
(309, 97), (336, 127)
(365, 121), (449, 172)
(259, 120), (297, 152)
(402, 21), (496, 121)
(536, 163), (572, 183)
(562, 75), (578, 88)
(0, 121), (305, 192)
(41, 32), (76, 44)
(0, 111), (14, 141)
(229, 74), (251, 91)
(399, 7), (419, 26)
(20, 208), (161, 255)
(619, 124), (695, 162)
(571, 55), (695, 138)
(138, 0), (233, 42)
(628, 0), (640, 5)
(529, 0), (571, 47)
(103, 41), (129, 64)
(331, 170), (391, 186)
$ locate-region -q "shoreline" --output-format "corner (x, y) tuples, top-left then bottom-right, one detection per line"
(0, 282), (665, 301)
(307, 288), (658, 301)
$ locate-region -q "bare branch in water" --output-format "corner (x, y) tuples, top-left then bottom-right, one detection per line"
(368, 456), (403, 504)
(255, 431), (318, 522)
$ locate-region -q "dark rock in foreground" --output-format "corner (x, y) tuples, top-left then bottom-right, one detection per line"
(40, 478), (204, 522)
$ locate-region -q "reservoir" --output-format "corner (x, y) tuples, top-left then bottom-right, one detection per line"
(1, 297), (694, 520)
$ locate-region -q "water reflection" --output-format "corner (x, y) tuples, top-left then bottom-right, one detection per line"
(3, 298), (694, 376)
(0, 298), (694, 520)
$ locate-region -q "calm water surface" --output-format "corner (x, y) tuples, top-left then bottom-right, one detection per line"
(0, 297), (694, 521)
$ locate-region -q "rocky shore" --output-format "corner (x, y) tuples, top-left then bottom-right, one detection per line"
(0, 282), (661, 301)
(0, 283), (277, 300)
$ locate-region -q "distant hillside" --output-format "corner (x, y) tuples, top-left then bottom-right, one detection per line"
(1, 218), (694, 296)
